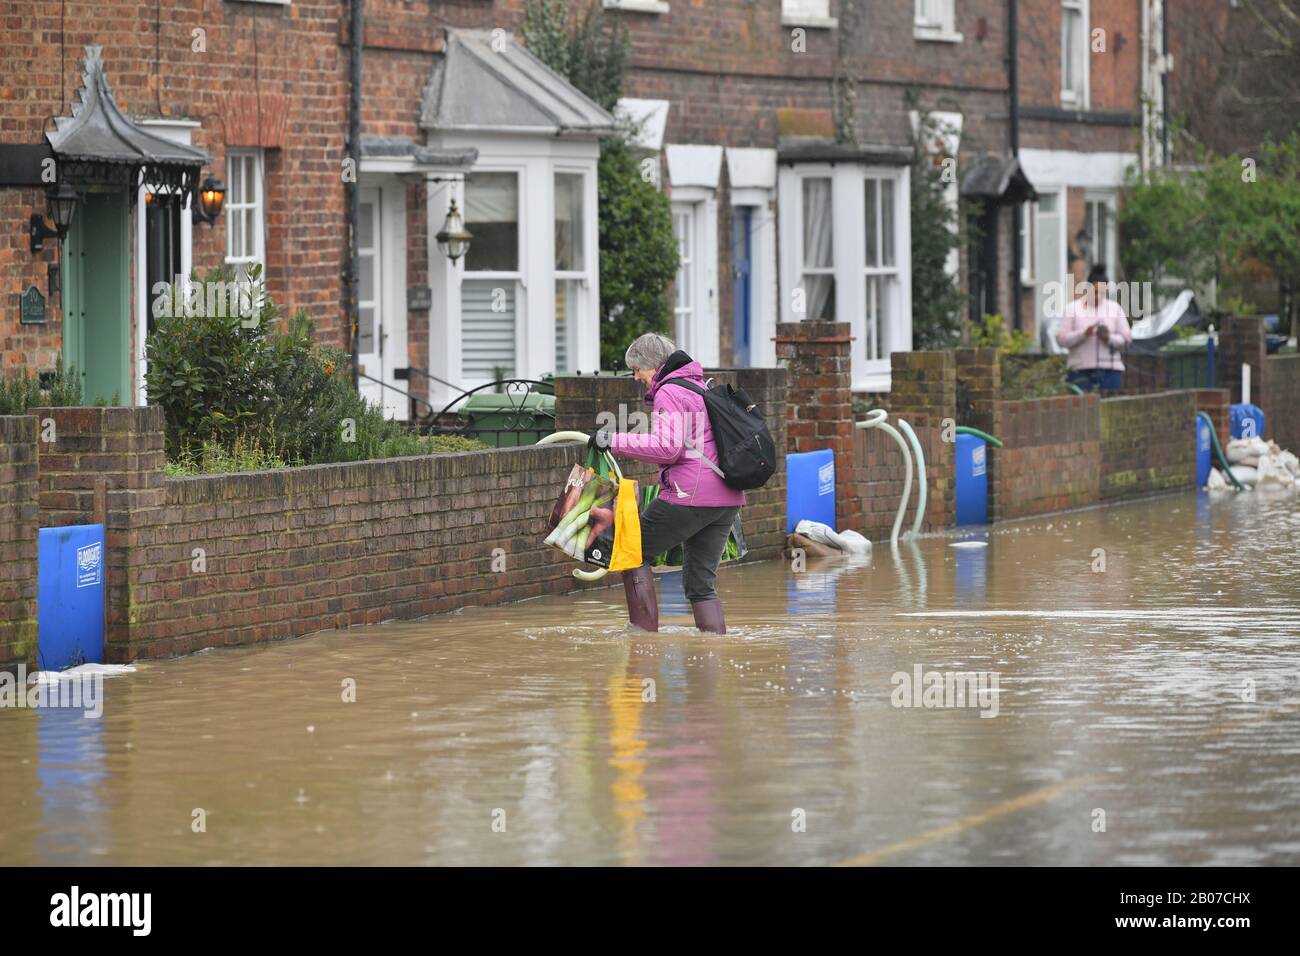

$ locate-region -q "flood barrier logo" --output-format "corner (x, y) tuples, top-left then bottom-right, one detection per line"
(0, 665), (103, 719)
(77, 541), (102, 589)
(891, 665), (1000, 718)
(818, 460), (835, 496)
(49, 886), (151, 936)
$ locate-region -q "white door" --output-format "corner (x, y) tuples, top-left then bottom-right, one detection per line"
(357, 185), (408, 419)
(1034, 189), (1066, 353)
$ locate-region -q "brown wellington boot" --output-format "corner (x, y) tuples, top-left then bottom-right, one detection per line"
(622, 565), (659, 632)
(691, 599), (726, 635)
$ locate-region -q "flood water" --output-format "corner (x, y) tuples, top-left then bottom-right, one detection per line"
(3, 489), (1299, 866)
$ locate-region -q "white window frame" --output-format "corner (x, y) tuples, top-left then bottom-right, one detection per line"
(460, 166), (526, 384)
(603, 0), (670, 14)
(1084, 190), (1118, 279)
(915, 0), (962, 43)
(224, 148), (265, 274)
(553, 166), (593, 376)
(783, 0), (837, 28)
(779, 163), (911, 392)
(1061, 0), (1090, 109)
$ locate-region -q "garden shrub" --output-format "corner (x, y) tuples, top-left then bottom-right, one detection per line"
(0, 360), (82, 414)
(147, 266), (484, 467)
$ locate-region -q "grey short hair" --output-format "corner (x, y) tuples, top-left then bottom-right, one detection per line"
(624, 332), (676, 372)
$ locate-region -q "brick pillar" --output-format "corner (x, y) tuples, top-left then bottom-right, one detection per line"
(0, 416), (40, 671)
(1191, 388), (1231, 450)
(31, 406), (166, 662)
(775, 321), (854, 531)
(1218, 316), (1266, 406)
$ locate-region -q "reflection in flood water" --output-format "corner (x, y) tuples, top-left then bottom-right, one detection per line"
(2, 489), (1299, 865)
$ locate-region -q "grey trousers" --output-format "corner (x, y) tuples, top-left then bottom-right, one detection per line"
(638, 498), (741, 603)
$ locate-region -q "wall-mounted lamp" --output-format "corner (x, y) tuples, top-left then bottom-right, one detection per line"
(192, 175), (226, 226)
(435, 198), (473, 264)
(29, 181), (79, 253)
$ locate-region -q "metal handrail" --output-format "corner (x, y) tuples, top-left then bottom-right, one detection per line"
(356, 370), (435, 415)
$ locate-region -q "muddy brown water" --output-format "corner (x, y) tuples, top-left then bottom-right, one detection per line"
(2, 489), (1299, 866)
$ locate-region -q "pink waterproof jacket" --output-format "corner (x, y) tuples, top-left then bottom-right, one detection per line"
(1055, 297), (1131, 371)
(609, 355), (746, 508)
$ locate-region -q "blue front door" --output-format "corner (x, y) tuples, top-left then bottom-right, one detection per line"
(731, 207), (752, 366)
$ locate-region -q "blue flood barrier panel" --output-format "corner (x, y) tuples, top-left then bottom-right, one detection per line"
(37, 524), (105, 671)
(1195, 416), (1213, 487)
(1229, 403), (1265, 440)
(786, 448), (836, 534)
(954, 434), (988, 526)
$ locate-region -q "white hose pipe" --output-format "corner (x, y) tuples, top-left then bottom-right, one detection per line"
(897, 418), (927, 538)
(536, 430), (613, 581)
(855, 409), (913, 548)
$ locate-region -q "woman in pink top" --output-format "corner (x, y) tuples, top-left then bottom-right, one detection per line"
(591, 333), (743, 635)
(1055, 265), (1132, 392)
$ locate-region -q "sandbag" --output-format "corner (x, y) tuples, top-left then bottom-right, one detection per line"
(1229, 465), (1259, 486)
(785, 533), (840, 559)
(1226, 437), (1270, 463)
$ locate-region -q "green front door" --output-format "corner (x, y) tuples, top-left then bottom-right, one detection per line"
(64, 190), (131, 405)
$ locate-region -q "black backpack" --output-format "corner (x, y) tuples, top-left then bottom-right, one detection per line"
(665, 379), (777, 490)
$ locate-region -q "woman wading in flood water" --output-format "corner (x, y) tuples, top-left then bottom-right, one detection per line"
(589, 333), (743, 634)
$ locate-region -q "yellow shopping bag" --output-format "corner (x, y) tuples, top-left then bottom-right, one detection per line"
(607, 478), (643, 572)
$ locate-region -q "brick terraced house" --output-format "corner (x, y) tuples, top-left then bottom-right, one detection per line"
(1, 2), (1186, 405)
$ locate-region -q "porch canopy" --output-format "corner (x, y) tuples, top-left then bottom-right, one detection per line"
(47, 46), (212, 193)
(419, 29), (615, 136)
(960, 154), (1038, 205)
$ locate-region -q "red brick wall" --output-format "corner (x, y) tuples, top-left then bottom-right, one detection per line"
(0, 186), (62, 377)
(26, 405), (628, 660)
(21, 368), (794, 662)
(994, 394), (1101, 520)
(0, 415), (39, 670)
(1099, 390), (1197, 500)
(1262, 354), (1300, 456)
(1, 0), (351, 374)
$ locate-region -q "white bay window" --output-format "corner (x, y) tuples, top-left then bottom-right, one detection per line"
(779, 163), (911, 391)
(421, 29), (609, 401)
